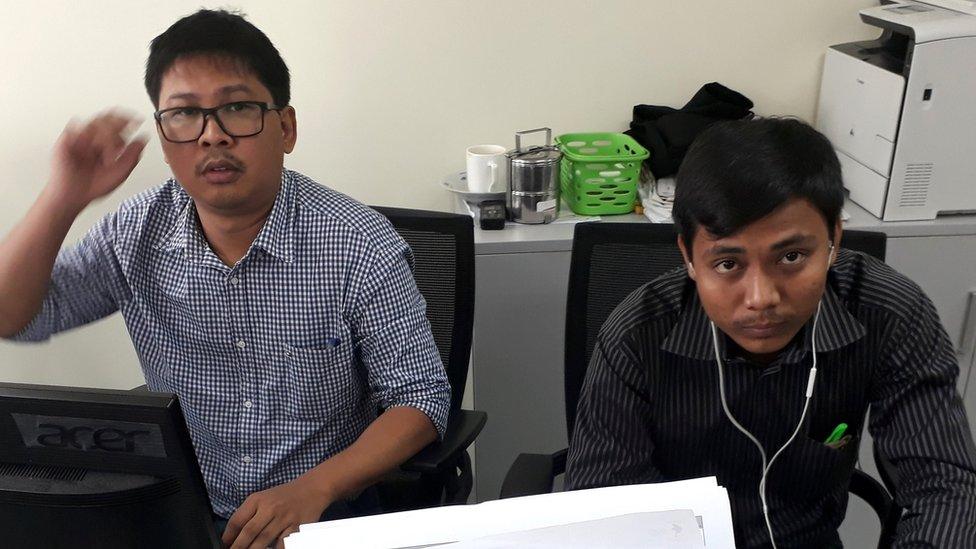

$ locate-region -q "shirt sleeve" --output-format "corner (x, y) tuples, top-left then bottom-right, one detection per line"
(8, 211), (129, 342)
(565, 334), (664, 490)
(868, 289), (976, 547)
(348, 243), (451, 439)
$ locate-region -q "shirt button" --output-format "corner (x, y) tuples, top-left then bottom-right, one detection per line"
(242, 455), (252, 464)
(243, 400), (253, 409)
(236, 339), (246, 349)
(229, 276), (240, 286)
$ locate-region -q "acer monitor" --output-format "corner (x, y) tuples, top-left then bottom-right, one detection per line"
(0, 382), (219, 548)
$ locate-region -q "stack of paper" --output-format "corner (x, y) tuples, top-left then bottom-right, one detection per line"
(285, 477), (735, 548)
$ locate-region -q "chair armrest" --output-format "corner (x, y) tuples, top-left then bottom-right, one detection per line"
(873, 443), (899, 499)
(134, 385), (485, 477)
(400, 409), (486, 475)
(849, 468), (901, 546)
(849, 469), (892, 518)
(499, 448), (568, 499)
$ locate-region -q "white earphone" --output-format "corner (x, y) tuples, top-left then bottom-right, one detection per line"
(708, 241), (834, 548)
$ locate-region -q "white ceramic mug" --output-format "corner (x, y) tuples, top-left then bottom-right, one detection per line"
(466, 144), (508, 193)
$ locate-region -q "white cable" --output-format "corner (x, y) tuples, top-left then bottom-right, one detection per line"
(712, 301), (822, 549)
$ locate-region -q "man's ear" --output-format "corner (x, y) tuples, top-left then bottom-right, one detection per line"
(830, 219), (843, 267)
(281, 106), (297, 154)
(677, 235), (696, 280)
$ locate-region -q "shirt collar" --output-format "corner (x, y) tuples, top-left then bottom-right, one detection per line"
(155, 169), (295, 264)
(660, 274), (866, 363)
(248, 169), (295, 263)
(156, 191), (197, 255)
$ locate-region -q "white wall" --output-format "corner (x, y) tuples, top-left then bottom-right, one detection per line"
(0, 0), (877, 388)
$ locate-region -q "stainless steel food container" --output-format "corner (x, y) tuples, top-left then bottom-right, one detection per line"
(506, 128), (562, 224)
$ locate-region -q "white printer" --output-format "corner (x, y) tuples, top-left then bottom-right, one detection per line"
(816, 0), (976, 220)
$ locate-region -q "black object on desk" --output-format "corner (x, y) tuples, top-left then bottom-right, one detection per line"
(0, 383), (220, 549)
(479, 200), (506, 230)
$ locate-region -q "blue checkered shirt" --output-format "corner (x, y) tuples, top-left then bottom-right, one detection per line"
(13, 169), (451, 518)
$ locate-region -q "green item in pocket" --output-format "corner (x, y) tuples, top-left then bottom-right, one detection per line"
(824, 423), (849, 445)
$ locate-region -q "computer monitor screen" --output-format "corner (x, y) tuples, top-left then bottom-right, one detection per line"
(0, 382), (219, 549)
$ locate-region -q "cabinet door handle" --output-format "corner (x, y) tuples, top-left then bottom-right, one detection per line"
(960, 290), (976, 362)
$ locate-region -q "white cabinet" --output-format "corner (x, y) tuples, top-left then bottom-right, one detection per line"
(885, 235), (976, 395)
(472, 250), (572, 501)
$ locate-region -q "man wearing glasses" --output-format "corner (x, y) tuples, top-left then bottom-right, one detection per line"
(0, 9), (450, 549)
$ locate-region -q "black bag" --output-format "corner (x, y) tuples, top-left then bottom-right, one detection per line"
(625, 82), (754, 178)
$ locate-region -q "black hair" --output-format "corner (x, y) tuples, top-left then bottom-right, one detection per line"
(672, 117), (843, 253)
(144, 9), (290, 109)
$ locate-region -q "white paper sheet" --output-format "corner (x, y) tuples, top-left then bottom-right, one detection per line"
(285, 477), (735, 549)
(441, 510), (704, 548)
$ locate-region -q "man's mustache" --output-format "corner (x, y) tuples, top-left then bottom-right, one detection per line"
(196, 154), (245, 175)
(733, 314), (787, 329)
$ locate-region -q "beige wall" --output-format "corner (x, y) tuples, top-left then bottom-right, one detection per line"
(0, 0), (878, 388)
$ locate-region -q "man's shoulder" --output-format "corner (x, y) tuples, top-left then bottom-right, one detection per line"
(599, 267), (690, 345)
(109, 179), (189, 240)
(287, 170), (403, 253)
(831, 248), (928, 324)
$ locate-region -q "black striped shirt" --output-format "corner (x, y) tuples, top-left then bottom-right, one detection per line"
(565, 249), (976, 548)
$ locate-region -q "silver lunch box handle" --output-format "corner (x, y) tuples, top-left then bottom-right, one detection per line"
(515, 127), (552, 151)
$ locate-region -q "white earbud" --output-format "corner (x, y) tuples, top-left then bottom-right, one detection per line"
(827, 243), (835, 265)
(687, 262), (696, 276)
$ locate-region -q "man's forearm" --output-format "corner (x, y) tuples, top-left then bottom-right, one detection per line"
(0, 186), (82, 337)
(297, 406), (438, 505)
(0, 112), (145, 338)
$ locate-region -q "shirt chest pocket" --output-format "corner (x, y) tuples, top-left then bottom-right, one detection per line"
(282, 342), (363, 420)
(767, 434), (860, 501)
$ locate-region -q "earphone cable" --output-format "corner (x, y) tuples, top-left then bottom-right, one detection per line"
(711, 301), (822, 549)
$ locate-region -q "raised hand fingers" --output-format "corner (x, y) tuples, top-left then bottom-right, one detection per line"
(67, 111), (143, 164)
(91, 111), (143, 164)
(103, 136), (148, 183)
(47, 109), (146, 210)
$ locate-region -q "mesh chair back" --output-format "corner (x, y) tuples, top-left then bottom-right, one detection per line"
(372, 207), (475, 417)
(564, 223), (886, 438)
(564, 224), (683, 436)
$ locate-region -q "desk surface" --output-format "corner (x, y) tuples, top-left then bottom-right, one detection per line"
(468, 197), (976, 255)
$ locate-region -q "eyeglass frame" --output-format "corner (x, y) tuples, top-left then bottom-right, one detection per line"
(153, 101), (284, 143)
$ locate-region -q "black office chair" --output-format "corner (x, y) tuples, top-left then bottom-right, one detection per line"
(370, 206), (487, 511)
(499, 222), (900, 548)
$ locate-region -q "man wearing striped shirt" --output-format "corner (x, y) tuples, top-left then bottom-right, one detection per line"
(0, 9), (450, 549)
(566, 118), (976, 547)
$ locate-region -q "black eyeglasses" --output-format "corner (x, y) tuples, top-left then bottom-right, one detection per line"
(153, 101), (283, 143)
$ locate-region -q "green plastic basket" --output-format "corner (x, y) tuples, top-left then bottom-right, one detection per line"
(556, 132), (649, 216)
